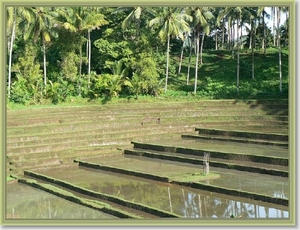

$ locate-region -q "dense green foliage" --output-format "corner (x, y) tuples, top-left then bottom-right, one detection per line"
(6, 6), (289, 106)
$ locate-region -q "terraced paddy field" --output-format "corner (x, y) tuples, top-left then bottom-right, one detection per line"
(5, 99), (292, 223)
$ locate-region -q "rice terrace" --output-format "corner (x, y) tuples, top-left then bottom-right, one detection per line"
(3, 4), (296, 226)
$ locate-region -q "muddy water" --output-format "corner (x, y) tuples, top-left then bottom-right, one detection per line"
(82, 153), (289, 199)
(31, 166), (289, 219)
(201, 166), (288, 199)
(6, 181), (118, 219)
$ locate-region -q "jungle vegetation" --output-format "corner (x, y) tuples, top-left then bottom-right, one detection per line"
(6, 6), (289, 106)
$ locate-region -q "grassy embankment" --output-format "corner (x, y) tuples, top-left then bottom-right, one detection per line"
(7, 48), (289, 110)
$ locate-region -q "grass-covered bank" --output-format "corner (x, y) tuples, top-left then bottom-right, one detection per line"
(169, 48), (289, 98)
(7, 48), (289, 109)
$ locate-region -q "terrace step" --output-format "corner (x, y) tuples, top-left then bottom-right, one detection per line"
(193, 128), (288, 142)
(197, 126), (288, 135)
(7, 128), (192, 155)
(7, 99), (288, 116)
(7, 124), (195, 147)
(7, 115), (288, 141)
(181, 129), (288, 147)
(7, 100), (288, 127)
(7, 133), (190, 176)
(7, 109), (288, 126)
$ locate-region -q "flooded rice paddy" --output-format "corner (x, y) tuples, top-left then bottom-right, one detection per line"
(6, 181), (118, 219)
(79, 153), (289, 199)
(20, 162), (289, 219)
(6, 136), (289, 220)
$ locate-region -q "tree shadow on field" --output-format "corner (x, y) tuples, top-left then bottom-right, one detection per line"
(232, 99), (288, 118)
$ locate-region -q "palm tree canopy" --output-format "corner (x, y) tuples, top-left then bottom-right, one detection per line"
(6, 7), (14, 29)
(114, 7), (143, 30)
(52, 7), (108, 34)
(112, 6), (156, 30)
(149, 7), (192, 41)
(19, 7), (55, 42)
(189, 7), (214, 34)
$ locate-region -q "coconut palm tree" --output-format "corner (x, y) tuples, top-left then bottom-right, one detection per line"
(186, 35), (193, 85)
(258, 7), (270, 55)
(177, 33), (192, 76)
(112, 7), (156, 42)
(113, 7), (142, 39)
(277, 7), (282, 92)
(20, 7), (58, 95)
(113, 6), (142, 40)
(52, 7), (108, 94)
(271, 7), (276, 46)
(250, 8), (258, 80)
(149, 7), (192, 92)
(218, 7), (242, 94)
(218, 7), (254, 95)
(280, 7), (289, 46)
(217, 9), (235, 58)
(84, 7), (108, 87)
(6, 7), (16, 99)
(6, 7), (32, 98)
(190, 7), (214, 93)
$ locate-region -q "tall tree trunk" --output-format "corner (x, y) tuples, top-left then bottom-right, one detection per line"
(277, 7), (282, 92)
(165, 35), (170, 92)
(8, 7), (16, 99)
(231, 21), (235, 59)
(215, 31), (218, 50)
(222, 20), (225, 49)
(194, 36), (197, 56)
(262, 10), (266, 55)
(78, 41), (82, 96)
(272, 7), (276, 46)
(251, 20), (255, 80)
(285, 10), (289, 46)
(178, 47), (184, 75)
(88, 29), (91, 89)
(178, 35), (186, 75)
(240, 21), (243, 50)
(227, 19), (231, 50)
(194, 29), (200, 94)
(187, 40), (192, 85)
(200, 32), (205, 65)
(236, 17), (240, 95)
(249, 26), (252, 50)
(86, 39), (88, 70)
(43, 40), (47, 95)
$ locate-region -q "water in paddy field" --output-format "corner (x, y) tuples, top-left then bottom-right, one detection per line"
(19, 166), (289, 219)
(6, 181), (118, 219)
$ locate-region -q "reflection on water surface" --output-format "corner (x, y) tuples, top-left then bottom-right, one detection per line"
(6, 182), (118, 219)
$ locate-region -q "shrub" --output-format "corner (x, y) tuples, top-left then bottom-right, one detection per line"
(10, 74), (32, 104)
